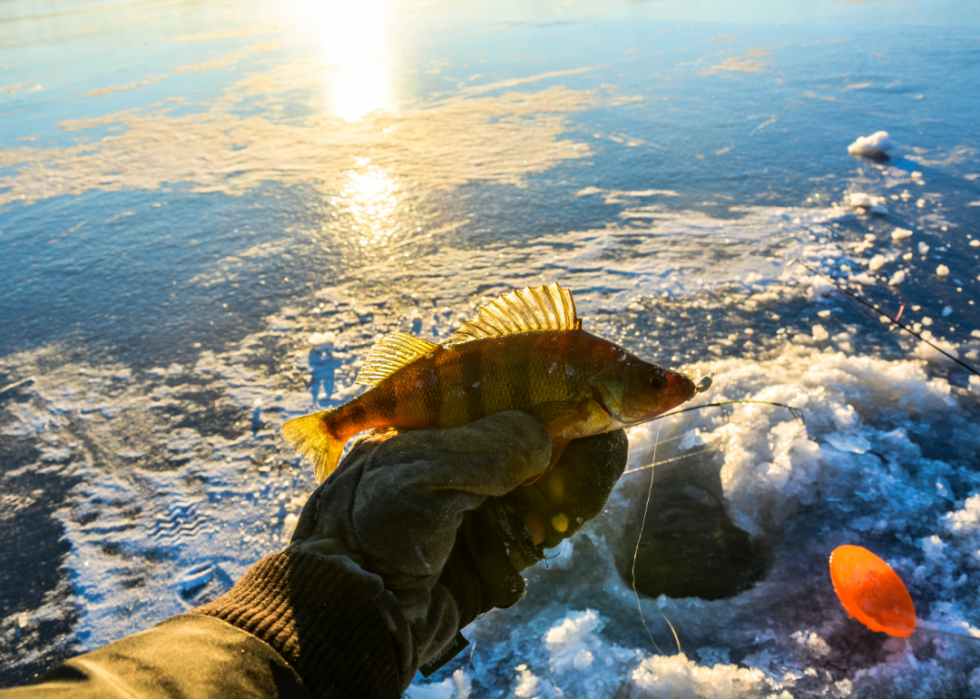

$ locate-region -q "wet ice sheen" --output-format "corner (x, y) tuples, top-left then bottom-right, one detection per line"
(3, 0), (980, 695)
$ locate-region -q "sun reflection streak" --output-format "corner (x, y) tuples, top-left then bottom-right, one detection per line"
(295, 0), (395, 120)
(334, 159), (403, 248)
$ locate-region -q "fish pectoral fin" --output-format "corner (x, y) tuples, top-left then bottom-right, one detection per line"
(449, 282), (580, 344)
(355, 333), (439, 386)
(523, 438), (570, 485)
(586, 365), (627, 422)
(527, 399), (591, 427)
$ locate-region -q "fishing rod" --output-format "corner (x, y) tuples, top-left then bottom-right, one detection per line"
(795, 259), (980, 379)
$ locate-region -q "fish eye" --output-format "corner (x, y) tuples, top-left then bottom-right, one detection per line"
(647, 367), (667, 388)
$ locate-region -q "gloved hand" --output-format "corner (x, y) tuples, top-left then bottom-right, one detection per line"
(288, 411), (627, 687)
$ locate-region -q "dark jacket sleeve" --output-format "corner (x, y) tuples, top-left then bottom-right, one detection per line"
(1, 552), (404, 699)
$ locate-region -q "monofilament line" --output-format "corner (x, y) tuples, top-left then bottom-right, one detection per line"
(632, 417), (666, 655)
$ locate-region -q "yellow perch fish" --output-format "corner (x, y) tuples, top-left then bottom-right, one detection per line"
(282, 283), (703, 482)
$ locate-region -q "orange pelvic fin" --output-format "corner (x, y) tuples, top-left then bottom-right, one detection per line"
(523, 437), (570, 486)
(280, 411), (346, 482)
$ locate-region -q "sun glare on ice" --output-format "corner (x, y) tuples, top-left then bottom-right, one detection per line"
(334, 160), (402, 247)
(296, 0), (395, 120)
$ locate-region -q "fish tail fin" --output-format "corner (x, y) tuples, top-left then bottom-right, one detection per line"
(280, 411), (346, 482)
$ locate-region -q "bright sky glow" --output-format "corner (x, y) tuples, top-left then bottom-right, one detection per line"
(298, 0), (395, 120)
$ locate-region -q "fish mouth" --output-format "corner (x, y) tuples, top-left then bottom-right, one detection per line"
(664, 371), (698, 405)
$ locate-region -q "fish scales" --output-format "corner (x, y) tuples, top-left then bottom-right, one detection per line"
(382, 332), (612, 430)
(281, 283), (699, 482)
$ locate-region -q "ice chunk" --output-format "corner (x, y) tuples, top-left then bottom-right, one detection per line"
(824, 432), (871, 454)
(946, 495), (980, 535)
(937, 264), (950, 277)
(870, 204), (888, 215)
(545, 610), (602, 672)
(792, 630), (830, 658)
(869, 254), (886, 272)
(308, 331), (336, 348)
(918, 242), (930, 254)
(888, 270), (906, 285)
(631, 653), (782, 698)
(891, 228), (913, 240)
(848, 130), (893, 156)
(811, 324), (829, 341)
(847, 192), (886, 210)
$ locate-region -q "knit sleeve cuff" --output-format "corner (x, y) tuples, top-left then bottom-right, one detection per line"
(193, 551), (404, 699)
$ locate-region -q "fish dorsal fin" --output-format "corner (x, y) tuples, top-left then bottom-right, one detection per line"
(355, 333), (438, 385)
(450, 282), (580, 344)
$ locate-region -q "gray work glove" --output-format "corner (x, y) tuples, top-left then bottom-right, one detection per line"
(288, 411), (627, 687)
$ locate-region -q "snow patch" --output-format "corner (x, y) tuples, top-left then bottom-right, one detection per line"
(848, 131), (893, 157)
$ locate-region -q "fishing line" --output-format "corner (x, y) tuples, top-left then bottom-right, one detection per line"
(656, 400), (806, 426)
(795, 259), (980, 379)
(631, 417), (666, 655)
(661, 612), (682, 655)
(622, 448), (714, 475)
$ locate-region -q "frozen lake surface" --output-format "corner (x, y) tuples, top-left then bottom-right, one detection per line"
(2, 0), (980, 695)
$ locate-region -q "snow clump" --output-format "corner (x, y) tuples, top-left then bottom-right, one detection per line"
(847, 192), (887, 212)
(631, 653), (788, 699)
(848, 130), (893, 157)
(888, 269), (906, 285)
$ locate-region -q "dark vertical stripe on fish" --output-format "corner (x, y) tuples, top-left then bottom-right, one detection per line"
(345, 401), (367, 431)
(375, 387), (397, 420)
(425, 366), (444, 426)
(508, 341), (533, 411)
(460, 345), (483, 423)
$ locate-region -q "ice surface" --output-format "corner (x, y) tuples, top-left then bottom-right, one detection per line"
(848, 131), (893, 157)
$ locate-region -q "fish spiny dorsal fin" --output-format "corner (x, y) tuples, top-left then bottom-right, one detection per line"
(450, 282), (580, 344)
(355, 332), (438, 385)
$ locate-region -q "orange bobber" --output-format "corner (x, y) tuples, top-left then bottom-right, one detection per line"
(829, 544), (916, 637)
